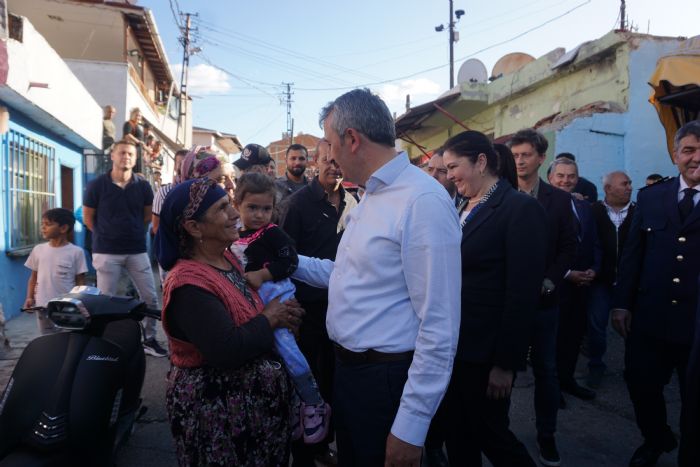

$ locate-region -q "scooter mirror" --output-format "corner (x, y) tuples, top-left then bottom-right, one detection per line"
(46, 297), (91, 330)
(69, 285), (101, 295)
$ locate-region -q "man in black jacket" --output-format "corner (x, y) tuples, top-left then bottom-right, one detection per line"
(511, 129), (577, 467)
(612, 120), (700, 467)
(548, 158), (601, 403)
(586, 170), (634, 388)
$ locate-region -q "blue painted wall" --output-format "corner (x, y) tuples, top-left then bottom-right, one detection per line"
(553, 38), (681, 202)
(0, 109), (86, 321)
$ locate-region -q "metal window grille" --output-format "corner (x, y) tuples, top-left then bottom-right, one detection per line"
(4, 129), (56, 252)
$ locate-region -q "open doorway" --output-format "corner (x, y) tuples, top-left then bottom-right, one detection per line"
(60, 165), (74, 211)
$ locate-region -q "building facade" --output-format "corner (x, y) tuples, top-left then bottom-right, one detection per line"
(12, 0), (192, 184)
(0, 12), (101, 320)
(396, 31), (687, 195)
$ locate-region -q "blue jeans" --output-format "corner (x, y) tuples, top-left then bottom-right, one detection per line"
(258, 280), (322, 405)
(530, 305), (560, 437)
(587, 283), (613, 370)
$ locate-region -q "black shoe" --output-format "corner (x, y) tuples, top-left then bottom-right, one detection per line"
(143, 339), (168, 357)
(629, 436), (677, 467)
(537, 435), (561, 467)
(560, 381), (596, 400)
(424, 447), (449, 467)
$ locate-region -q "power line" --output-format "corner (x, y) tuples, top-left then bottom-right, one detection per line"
(198, 54), (280, 99)
(195, 18), (385, 83)
(294, 0), (592, 92)
(245, 111), (284, 142)
(198, 37), (356, 87)
(167, 0), (182, 29)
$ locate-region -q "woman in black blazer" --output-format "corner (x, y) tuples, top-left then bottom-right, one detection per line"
(442, 131), (548, 466)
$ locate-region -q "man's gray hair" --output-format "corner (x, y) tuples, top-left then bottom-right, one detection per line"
(674, 120), (700, 150)
(548, 157), (578, 175)
(319, 88), (396, 147)
(602, 170), (630, 187)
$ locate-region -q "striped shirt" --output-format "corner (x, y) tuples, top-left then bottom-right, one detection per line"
(152, 183), (175, 216)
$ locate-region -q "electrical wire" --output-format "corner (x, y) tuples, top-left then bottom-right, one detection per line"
(198, 54), (280, 99)
(294, 0), (593, 91)
(244, 111), (284, 142)
(167, 0), (182, 29)
(195, 18), (385, 83)
(199, 37), (357, 87)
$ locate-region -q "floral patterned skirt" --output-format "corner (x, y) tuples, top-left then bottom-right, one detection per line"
(166, 357), (292, 467)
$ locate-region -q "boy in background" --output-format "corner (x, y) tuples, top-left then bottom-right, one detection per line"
(24, 208), (88, 334)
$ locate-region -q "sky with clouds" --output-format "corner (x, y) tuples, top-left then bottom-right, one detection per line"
(139, 0), (699, 153)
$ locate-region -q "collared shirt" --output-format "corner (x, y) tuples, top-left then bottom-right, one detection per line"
(679, 176), (700, 206)
(83, 173), (153, 254)
(519, 177), (541, 198)
(603, 199), (632, 230)
(281, 177), (356, 302)
(293, 152), (461, 446)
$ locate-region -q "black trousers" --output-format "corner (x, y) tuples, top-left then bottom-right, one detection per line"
(680, 323), (700, 467)
(556, 282), (591, 385)
(334, 356), (410, 467)
(624, 330), (690, 449)
(290, 300), (336, 467)
(444, 360), (535, 467)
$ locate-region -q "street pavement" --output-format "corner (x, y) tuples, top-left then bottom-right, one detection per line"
(0, 309), (681, 467)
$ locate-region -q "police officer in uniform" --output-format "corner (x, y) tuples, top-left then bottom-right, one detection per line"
(612, 120), (700, 467)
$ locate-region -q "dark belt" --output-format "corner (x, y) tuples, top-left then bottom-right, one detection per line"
(334, 343), (414, 364)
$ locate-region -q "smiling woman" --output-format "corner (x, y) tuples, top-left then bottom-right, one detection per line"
(438, 130), (548, 466)
(154, 178), (304, 466)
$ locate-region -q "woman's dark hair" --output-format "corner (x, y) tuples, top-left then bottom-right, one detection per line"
(442, 130), (499, 174)
(43, 208), (75, 234)
(234, 172), (277, 205)
(493, 144), (518, 189)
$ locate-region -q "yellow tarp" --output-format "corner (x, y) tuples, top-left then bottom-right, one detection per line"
(649, 36), (700, 159)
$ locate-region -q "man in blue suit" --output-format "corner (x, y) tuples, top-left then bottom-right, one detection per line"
(548, 158), (601, 404)
(680, 276), (700, 467)
(612, 120), (700, 467)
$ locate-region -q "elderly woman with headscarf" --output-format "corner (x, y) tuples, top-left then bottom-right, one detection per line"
(155, 177), (304, 466)
(180, 145), (236, 197)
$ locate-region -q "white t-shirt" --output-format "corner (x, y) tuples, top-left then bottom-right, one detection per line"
(25, 243), (88, 306)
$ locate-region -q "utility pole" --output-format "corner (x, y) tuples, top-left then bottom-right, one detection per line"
(448, 0), (455, 89)
(435, 2), (464, 89)
(177, 12), (198, 146)
(282, 82), (294, 144)
(619, 0), (627, 31)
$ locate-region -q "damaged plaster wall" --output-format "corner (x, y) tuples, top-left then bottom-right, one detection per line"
(554, 36), (683, 198)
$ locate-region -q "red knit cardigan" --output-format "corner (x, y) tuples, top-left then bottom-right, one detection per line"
(161, 249), (264, 368)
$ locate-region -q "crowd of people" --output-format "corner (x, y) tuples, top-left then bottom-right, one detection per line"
(22, 88), (700, 467)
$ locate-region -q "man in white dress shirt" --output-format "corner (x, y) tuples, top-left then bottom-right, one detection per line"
(293, 89), (461, 466)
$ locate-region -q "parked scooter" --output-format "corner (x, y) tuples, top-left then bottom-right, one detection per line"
(0, 286), (160, 467)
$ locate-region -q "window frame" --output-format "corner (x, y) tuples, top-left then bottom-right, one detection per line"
(4, 129), (56, 255)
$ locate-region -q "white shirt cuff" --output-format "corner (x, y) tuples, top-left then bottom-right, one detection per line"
(390, 406), (431, 447)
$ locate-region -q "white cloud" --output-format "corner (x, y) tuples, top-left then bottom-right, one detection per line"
(171, 63), (232, 95)
(378, 78), (442, 108)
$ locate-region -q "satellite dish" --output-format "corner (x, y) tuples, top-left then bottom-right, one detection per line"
(491, 52), (536, 80)
(457, 58), (488, 84)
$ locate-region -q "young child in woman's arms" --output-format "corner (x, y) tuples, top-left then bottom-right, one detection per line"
(232, 173), (330, 444)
